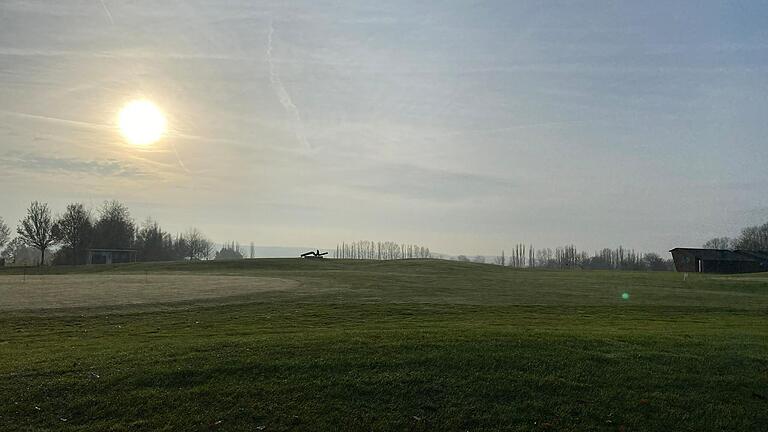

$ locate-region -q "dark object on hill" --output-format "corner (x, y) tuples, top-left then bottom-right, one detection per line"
(670, 248), (768, 273)
(301, 250), (328, 259)
(88, 248), (137, 265)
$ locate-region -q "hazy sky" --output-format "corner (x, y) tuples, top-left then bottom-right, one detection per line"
(1, 1), (767, 255)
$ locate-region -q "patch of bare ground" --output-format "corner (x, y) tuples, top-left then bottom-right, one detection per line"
(0, 273), (300, 310)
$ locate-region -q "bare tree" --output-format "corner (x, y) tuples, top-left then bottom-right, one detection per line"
(202, 239), (216, 260)
(53, 203), (93, 265)
(528, 244), (535, 268)
(493, 250), (505, 266)
(702, 237), (735, 250)
(17, 201), (57, 266)
(185, 228), (214, 260)
(642, 252), (671, 271)
(734, 222), (768, 251)
(334, 240), (431, 260)
(1, 237), (22, 264)
(1, 238), (41, 266)
(0, 217), (9, 250)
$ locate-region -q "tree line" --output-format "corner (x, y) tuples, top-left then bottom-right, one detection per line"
(8, 202), (760, 269)
(215, 241), (245, 260)
(334, 241), (431, 260)
(0, 201), (220, 266)
(702, 221), (768, 251)
(476, 244), (673, 271)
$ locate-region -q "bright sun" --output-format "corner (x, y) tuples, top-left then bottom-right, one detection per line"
(118, 99), (167, 145)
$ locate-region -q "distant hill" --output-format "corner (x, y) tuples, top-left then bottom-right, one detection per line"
(232, 244), (459, 260)
(240, 246), (327, 258)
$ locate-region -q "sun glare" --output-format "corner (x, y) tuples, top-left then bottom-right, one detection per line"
(118, 99), (167, 145)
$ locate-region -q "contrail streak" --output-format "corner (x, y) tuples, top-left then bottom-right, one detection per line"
(266, 19), (310, 150)
(168, 140), (190, 173)
(0, 110), (111, 131)
(99, 0), (114, 25)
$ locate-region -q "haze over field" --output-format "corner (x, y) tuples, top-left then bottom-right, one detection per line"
(1, 1), (767, 255)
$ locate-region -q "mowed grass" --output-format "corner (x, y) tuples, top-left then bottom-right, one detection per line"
(0, 260), (766, 431)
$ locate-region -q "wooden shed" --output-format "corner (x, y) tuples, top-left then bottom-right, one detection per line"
(669, 248), (768, 274)
(87, 249), (137, 265)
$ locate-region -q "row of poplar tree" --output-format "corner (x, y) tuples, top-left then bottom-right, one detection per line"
(334, 241), (431, 260)
(485, 244), (672, 271)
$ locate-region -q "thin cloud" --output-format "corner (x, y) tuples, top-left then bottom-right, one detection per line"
(439, 120), (587, 137)
(0, 152), (145, 178)
(340, 162), (517, 203)
(0, 110), (111, 131)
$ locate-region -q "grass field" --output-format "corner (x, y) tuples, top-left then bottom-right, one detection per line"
(0, 259), (766, 431)
(0, 274), (299, 310)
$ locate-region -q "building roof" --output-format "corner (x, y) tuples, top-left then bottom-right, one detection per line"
(735, 250), (768, 261)
(669, 248), (759, 261)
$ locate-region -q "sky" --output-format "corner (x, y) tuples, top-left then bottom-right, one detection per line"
(1, 0), (767, 256)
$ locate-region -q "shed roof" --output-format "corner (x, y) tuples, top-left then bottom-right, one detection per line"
(669, 248), (758, 261)
(735, 250), (768, 260)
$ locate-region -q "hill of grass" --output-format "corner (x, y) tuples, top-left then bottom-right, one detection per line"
(0, 259), (766, 431)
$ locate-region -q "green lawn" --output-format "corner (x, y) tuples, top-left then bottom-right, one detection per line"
(0, 259), (766, 431)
